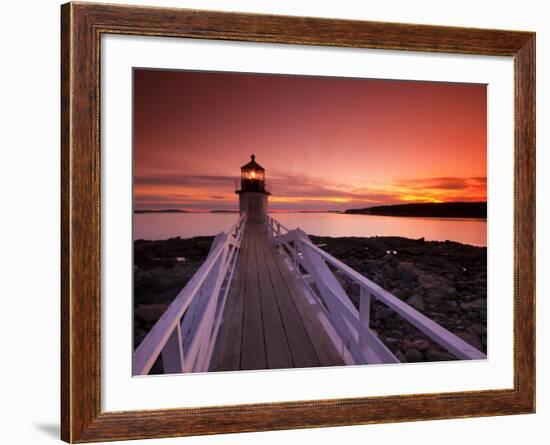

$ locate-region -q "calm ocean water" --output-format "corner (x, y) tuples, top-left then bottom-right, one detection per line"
(133, 212), (487, 247)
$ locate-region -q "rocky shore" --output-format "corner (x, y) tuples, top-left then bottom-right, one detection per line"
(309, 235), (487, 362)
(133, 236), (214, 348)
(134, 235), (486, 363)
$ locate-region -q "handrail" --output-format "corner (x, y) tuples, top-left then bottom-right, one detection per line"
(133, 213), (247, 375)
(264, 214), (486, 364)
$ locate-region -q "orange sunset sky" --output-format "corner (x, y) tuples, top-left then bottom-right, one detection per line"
(134, 69), (487, 211)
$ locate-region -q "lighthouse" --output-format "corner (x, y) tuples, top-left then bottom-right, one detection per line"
(236, 154), (270, 221)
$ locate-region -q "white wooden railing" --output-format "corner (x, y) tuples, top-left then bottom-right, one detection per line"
(264, 215), (486, 364)
(133, 213), (247, 375)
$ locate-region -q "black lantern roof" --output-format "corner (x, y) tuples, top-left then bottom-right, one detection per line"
(241, 154), (264, 171)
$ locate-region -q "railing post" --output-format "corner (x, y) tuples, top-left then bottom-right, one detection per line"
(202, 237), (242, 369)
(199, 242), (229, 369)
(359, 287), (372, 350)
(292, 239), (299, 267)
(161, 323), (184, 373)
(293, 230), (362, 360)
(178, 233), (227, 372)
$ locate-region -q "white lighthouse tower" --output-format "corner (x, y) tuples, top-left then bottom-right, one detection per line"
(236, 154), (270, 221)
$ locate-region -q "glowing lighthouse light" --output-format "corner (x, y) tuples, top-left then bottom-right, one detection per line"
(240, 154), (265, 182)
(236, 154), (270, 221)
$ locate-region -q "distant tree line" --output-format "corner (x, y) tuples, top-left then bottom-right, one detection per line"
(345, 202), (487, 218)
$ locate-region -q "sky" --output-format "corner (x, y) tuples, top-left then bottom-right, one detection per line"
(134, 69), (486, 211)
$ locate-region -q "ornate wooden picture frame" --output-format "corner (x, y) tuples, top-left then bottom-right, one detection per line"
(61, 2), (535, 442)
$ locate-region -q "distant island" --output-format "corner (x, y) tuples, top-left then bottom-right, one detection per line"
(135, 203), (486, 218)
(134, 209), (188, 214)
(345, 202), (487, 218)
(135, 209), (341, 214)
(295, 210), (343, 214)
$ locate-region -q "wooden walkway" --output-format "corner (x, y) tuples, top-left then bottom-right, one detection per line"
(211, 220), (344, 371)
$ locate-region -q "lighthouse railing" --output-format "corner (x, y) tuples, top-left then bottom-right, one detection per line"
(133, 213), (247, 375)
(264, 215), (486, 364)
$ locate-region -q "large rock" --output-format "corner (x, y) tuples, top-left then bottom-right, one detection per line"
(417, 271), (457, 302)
(383, 318), (401, 330)
(445, 299), (461, 314)
(395, 350), (407, 363)
(388, 329), (404, 339)
(384, 337), (400, 352)
(361, 260), (385, 272)
(455, 331), (483, 351)
(410, 339), (430, 352)
(405, 348), (423, 362)
(466, 311), (478, 320)
(397, 261), (418, 283)
(134, 303), (169, 323)
(418, 271), (454, 291)
(374, 306), (393, 321)
(425, 348), (456, 362)
(390, 287), (411, 299)
(382, 263), (399, 280)
(467, 323), (484, 335)
(460, 299), (486, 312)
(407, 293), (425, 312)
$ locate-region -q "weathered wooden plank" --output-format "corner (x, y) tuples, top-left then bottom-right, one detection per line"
(254, 224), (294, 369)
(203, 245), (241, 370)
(212, 220), (350, 371)
(209, 230), (248, 371)
(260, 225), (320, 368)
(280, 262), (344, 367)
(240, 223), (267, 370)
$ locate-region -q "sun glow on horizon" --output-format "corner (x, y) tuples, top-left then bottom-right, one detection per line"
(134, 70), (486, 211)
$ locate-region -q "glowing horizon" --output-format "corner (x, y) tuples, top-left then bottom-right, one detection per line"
(134, 69), (486, 211)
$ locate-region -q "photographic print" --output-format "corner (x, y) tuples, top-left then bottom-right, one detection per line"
(61, 5), (535, 440)
(132, 69), (488, 376)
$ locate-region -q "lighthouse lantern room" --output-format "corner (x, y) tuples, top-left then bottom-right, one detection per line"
(236, 154), (270, 220)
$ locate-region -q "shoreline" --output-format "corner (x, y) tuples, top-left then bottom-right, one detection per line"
(134, 210), (487, 220)
(134, 202), (487, 219)
(134, 234), (486, 365)
(346, 202), (487, 218)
